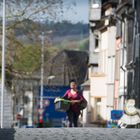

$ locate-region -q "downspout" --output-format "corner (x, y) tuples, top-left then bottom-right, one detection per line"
(120, 17), (127, 107)
(131, 9), (137, 99)
(115, 15), (127, 109)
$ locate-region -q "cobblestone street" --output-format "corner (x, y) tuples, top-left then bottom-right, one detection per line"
(0, 1), (140, 140)
(0, 128), (140, 140)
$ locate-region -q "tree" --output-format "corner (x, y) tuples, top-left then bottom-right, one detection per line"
(0, 0), (71, 92)
(12, 44), (41, 73)
(0, 0), (64, 70)
(0, 0), (65, 44)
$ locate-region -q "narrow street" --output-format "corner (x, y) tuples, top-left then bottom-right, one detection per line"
(0, 128), (140, 140)
(0, 1), (140, 139)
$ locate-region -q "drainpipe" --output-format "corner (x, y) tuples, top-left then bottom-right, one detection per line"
(132, 9), (138, 99)
(114, 16), (126, 109)
(120, 17), (128, 108)
(115, 14), (127, 109)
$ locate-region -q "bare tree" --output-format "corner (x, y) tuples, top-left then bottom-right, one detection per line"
(0, 0), (64, 64)
(0, 0), (76, 83)
(0, 0), (64, 23)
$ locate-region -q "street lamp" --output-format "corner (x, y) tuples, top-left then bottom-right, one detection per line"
(47, 75), (55, 84)
(1, 0), (6, 129)
(39, 31), (54, 124)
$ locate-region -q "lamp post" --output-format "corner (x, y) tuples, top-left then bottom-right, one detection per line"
(39, 30), (52, 109)
(1, 0), (6, 129)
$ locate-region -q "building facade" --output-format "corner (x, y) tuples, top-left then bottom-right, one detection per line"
(115, 0), (140, 109)
(89, 0), (140, 126)
(89, 0), (118, 123)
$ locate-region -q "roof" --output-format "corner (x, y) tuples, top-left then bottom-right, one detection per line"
(48, 49), (89, 86)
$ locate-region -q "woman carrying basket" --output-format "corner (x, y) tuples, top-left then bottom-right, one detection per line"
(63, 79), (87, 127)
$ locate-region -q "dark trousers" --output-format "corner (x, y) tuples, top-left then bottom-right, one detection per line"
(67, 110), (80, 127)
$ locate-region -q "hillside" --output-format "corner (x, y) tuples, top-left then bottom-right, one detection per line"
(53, 35), (89, 51)
(0, 20), (89, 75)
(13, 20), (89, 50)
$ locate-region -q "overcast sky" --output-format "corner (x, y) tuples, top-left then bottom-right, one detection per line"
(61, 0), (89, 23)
(0, 0), (89, 23)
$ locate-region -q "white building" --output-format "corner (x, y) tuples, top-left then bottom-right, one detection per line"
(0, 82), (13, 128)
(88, 0), (118, 125)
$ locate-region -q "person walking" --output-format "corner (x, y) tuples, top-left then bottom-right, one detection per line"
(63, 80), (86, 127)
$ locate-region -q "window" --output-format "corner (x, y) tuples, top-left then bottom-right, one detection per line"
(91, 66), (98, 75)
(95, 98), (102, 120)
(116, 21), (122, 38)
(92, 0), (101, 6)
(107, 56), (115, 83)
(95, 36), (99, 49)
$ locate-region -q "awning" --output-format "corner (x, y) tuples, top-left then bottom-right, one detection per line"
(81, 80), (90, 87)
(119, 113), (140, 125)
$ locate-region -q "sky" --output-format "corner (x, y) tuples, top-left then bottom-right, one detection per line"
(0, 0), (89, 24)
(61, 0), (89, 23)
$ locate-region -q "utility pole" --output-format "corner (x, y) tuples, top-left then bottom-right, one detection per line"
(1, 0), (6, 129)
(38, 32), (45, 123)
(40, 32), (44, 110)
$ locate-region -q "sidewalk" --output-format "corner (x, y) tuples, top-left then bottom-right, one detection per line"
(0, 128), (140, 140)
